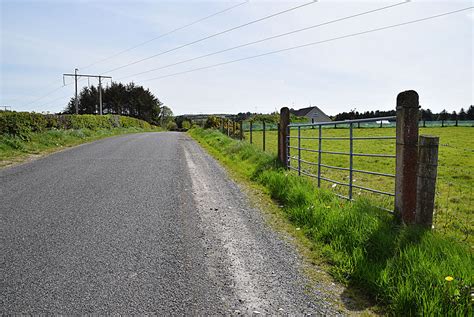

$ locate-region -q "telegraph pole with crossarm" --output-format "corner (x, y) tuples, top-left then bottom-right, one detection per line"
(63, 70), (112, 115)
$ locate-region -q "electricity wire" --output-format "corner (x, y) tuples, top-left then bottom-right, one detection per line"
(118, 1), (408, 81)
(101, 1), (318, 74)
(139, 6), (473, 83)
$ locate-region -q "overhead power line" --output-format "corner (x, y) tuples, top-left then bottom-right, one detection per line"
(139, 6), (473, 83)
(22, 85), (69, 107)
(101, 0), (318, 75)
(39, 92), (72, 108)
(118, 1), (408, 81)
(13, 2), (248, 108)
(80, 0), (249, 70)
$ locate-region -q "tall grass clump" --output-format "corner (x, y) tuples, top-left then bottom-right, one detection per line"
(188, 127), (473, 316)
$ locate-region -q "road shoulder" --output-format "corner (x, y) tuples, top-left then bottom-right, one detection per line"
(186, 131), (377, 316)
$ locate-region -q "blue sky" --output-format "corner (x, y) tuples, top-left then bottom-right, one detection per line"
(1, 0), (473, 115)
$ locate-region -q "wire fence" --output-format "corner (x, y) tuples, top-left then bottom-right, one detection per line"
(242, 120), (473, 131)
(240, 119), (473, 154)
(215, 111), (472, 241)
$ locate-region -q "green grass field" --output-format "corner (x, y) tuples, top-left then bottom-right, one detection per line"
(245, 127), (473, 244)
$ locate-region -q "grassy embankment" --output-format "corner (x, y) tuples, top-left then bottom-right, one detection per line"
(189, 127), (472, 316)
(245, 127), (473, 244)
(0, 112), (161, 167)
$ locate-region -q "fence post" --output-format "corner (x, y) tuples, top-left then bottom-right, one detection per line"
(277, 123), (280, 157)
(262, 120), (266, 152)
(395, 90), (420, 225)
(278, 107), (290, 167)
(311, 118), (314, 129)
(415, 136), (439, 227)
(239, 121), (243, 140)
(227, 119), (230, 136)
(250, 121), (253, 144)
(349, 123), (354, 199)
(233, 121), (236, 137)
(297, 126), (301, 175)
(317, 125), (322, 187)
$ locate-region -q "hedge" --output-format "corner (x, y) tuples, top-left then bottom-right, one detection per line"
(0, 112), (153, 140)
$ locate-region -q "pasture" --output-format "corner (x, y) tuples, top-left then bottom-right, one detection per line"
(245, 127), (473, 244)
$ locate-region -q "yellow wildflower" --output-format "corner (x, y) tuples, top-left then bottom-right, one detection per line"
(445, 276), (454, 282)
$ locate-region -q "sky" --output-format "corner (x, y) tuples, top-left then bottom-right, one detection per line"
(0, 0), (473, 116)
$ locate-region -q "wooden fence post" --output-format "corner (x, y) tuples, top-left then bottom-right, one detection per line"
(395, 90), (420, 225)
(239, 121), (243, 140)
(278, 107), (290, 167)
(250, 121), (253, 144)
(277, 123), (281, 155)
(262, 120), (266, 152)
(415, 136), (439, 227)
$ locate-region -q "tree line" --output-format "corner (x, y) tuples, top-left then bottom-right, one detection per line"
(63, 82), (172, 125)
(333, 106), (474, 121)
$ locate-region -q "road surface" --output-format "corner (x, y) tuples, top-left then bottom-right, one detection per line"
(1, 132), (340, 315)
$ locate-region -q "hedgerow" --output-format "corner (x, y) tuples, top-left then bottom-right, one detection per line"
(0, 112), (153, 140)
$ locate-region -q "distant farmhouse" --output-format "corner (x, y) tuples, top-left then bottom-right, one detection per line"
(290, 106), (332, 123)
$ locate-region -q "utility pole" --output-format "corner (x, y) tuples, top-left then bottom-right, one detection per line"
(63, 70), (111, 115)
(98, 76), (103, 115)
(74, 68), (78, 114)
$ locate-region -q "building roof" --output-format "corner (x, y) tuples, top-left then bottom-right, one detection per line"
(290, 106), (332, 122)
(291, 106), (314, 117)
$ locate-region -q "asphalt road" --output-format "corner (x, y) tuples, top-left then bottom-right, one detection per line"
(1, 132), (340, 315)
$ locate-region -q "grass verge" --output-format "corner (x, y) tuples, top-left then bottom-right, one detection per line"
(0, 127), (160, 168)
(189, 127), (473, 316)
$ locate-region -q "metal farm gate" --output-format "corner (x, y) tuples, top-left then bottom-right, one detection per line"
(287, 116), (397, 213)
(277, 90), (439, 227)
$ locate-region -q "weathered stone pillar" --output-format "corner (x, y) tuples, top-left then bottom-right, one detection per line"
(415, 136), (439, 227)
(395, 90), (420, 224)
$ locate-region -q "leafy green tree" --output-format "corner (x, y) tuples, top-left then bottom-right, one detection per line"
(438, 109), (448, 121)
(159, 106), (173, 127)
(64, 82), (166, 124)
(467, 106), (474, 120)
(166, 121), (178, 131)
(182, 121), (191, 130)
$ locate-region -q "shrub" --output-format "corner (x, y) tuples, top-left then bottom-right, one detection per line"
(182, 120), (191, 130)
(166, 121), (178, 131)
(0, 111), (49, 140)
(0, 112), (154, 139)
(204, 116), (221, 129)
